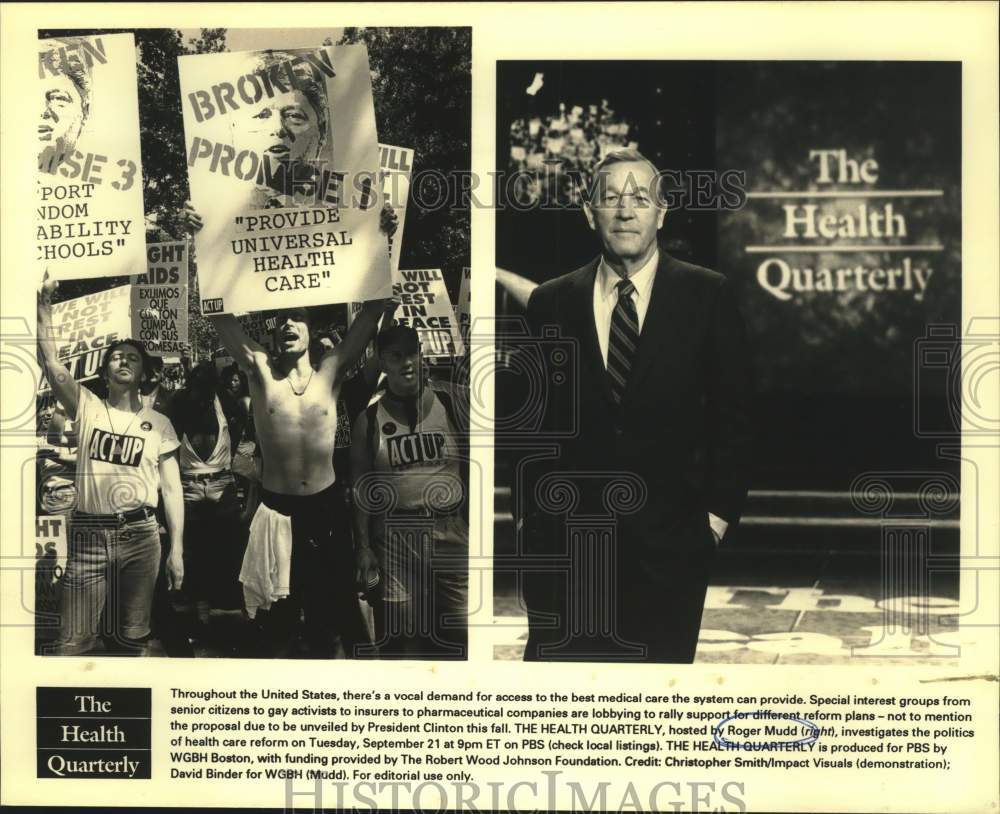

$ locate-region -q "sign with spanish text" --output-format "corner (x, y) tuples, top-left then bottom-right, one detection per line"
(131, 241), (189, 357)
(34, 515), (68, 623)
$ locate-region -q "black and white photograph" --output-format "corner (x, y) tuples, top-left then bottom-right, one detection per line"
(2, 4), (998, 814)
(32, 25), (472, 661)
(493, 60), (963, 665)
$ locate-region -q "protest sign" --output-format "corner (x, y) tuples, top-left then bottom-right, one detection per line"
(34, 514), (69, 623)
(36, 34), (146, 281)
(37, 284), (132, 393)
(179, 44), (391, 314)
(131, 241), (189, 357)
(393, 268), (465, 359)
(379, 143), (413, 282)
(236, 311), (277, 353)
(457, 265), (471, 349)
(212, 352), (236, 372)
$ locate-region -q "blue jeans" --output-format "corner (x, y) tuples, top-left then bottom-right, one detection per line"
(182, 472), (246, 605)
(47, 515), (161, 656)
(373, 512), (468, 659)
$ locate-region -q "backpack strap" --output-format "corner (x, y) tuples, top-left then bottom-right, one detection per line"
(365, 399), (380, 463)
(435, 387), (457, 432)
(431, 382), (470, 498)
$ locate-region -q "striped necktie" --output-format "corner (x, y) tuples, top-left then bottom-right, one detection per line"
(607, 278), (639, 405)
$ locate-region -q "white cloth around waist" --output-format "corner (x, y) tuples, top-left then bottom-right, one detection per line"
(239, 501), (293, 619)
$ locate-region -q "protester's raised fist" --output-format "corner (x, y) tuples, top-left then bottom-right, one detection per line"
(38, 270), (59, 306)
(382, 295), (401, 317)
(361, 296), (399, 315)
(180, 201), (204, 234)
(379, 204), (398, 238)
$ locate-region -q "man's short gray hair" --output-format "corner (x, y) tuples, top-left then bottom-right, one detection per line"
(589, 148), (665, 204)
(592, 148), (658, 177)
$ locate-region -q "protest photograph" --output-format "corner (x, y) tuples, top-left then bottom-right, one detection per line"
(3, 5), (997, 814)
(33, 25), (472, 661)
(492, 60), (964, 665)
(36, 34), (147, 280)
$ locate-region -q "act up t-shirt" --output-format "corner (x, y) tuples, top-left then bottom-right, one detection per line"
(73, 387), (180, 514)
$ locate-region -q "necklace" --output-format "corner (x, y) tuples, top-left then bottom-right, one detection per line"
(103, 397), (142, 456)
(286, 368), (314, 396)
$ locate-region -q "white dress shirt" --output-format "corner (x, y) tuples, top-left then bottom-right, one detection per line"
(593, 250), (658, 367)
(592, 249), (729, 543)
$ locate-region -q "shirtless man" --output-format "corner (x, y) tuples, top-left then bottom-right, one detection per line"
(210, 300), (394, 657)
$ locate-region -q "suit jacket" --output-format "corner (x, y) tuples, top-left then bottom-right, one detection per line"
(521, 250), (754, 586)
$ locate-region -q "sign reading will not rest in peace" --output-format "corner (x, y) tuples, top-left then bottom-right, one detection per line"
(393, 269), (465, 359)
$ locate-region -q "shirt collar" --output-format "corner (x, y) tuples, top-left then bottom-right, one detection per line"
(597, 248), (659, 303)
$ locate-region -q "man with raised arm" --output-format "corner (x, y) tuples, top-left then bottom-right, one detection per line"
(209, 298), (395, 658)
(37, 273), (184, 656)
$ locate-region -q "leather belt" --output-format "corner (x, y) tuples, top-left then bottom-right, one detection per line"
(73, 506), (157, 526)
(182, 470), (233, 483)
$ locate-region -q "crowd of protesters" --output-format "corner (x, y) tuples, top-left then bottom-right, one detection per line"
(35, 285), (469, 660)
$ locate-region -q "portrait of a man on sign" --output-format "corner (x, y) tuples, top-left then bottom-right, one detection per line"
(37, 39), (94, 174)
(180, 43), (390, 314)
(231, 49), (332, 209)
(34, 33), (146, 281)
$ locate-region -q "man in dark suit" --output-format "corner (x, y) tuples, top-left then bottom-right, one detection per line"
(519, 149), (753, 663)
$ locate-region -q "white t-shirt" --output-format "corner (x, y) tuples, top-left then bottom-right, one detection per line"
(178, 395), (231, 476)
(371, 395), (462, 512)
(74, 388), (180, 514)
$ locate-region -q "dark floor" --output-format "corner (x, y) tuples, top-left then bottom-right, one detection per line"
(490, 549), (962, 664)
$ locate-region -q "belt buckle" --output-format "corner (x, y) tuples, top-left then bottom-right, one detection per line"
(115, 511), (126, 527)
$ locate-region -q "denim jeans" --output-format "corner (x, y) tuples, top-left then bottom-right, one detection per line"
(47, 514), (161, 656)
(182, 472), (246, 607)
(182, 471), (234, 503)
(372, 512), (469, 659)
